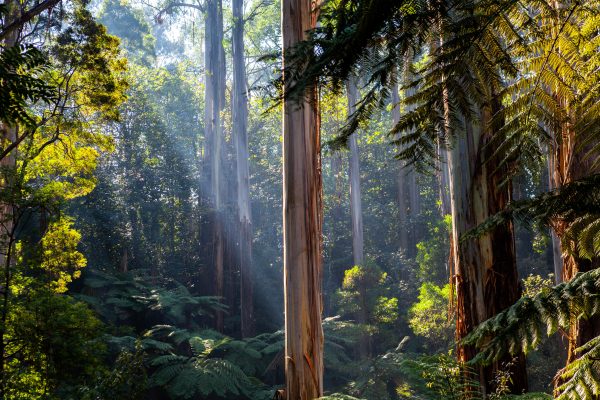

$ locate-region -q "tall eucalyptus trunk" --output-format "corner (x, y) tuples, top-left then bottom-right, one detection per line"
(232, 0), (254, 337)
(204, 0), (226, 332)
(346, 79), (364, 267)
(444, 106), (527, 395)
(391, 80), (409, 255)
(437, 139), (451, 217)
(436, 24), (527, 395)
(404, 59), (420, 248)
(546, 152), (563, 284)
(346, 78), (371, 358)
(281, 0), (323, 397)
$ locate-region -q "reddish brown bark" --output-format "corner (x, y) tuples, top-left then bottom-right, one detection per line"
(446, 101), (527, 395)
(281, 0), (324, 397)
(548, 108), (600, 364)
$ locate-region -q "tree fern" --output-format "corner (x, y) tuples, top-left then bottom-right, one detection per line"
(464, 267), (600, 399)
(79, 270), (226, 328)
(488, 0), (600, 175)
(556, 335), (600, 399)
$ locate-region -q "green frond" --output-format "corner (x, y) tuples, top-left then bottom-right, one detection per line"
(556, 337), (600, 399)
(464, 268), (600, 366)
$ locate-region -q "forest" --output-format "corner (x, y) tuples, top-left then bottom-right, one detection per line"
(0, 0), (599, 398)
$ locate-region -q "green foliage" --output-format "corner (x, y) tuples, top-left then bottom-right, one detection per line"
(465, 268), (600, 362)
(52, 0), (128, 121)
(556, 335), (600, 399)
(521, 274), (554, 299)
(324, 340), (483, 400)
(408, 283), (453, 346)
(338, 263), (398, 325)
(80, 345), (148, 400)
(465, 268), (600, 398)
(4, 290), (106, 399)
(488, 1), (600, 174)
(0, 44), (57, 127)
(40, 218), (87, 293)
(98, 0), (156, 65)
(80, 270), (226, 329)
(415, 215), (451, 284)
(150, 356), (263, 399)
(108, 324), (275, 399)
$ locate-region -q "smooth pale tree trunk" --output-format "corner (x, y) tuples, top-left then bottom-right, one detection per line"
(398, 62), (421, 255)
(391, 81), (409, 255)
(546, 151), (563, 284)
(346, 79), (371, 358)
(437, 139), (451, 217)
(407, 167), (420, 242)
(346, 79), (364, 267)
(205, 0), (226, 332)
(281, 0), (323, 398)
(232, 0), (254, 338)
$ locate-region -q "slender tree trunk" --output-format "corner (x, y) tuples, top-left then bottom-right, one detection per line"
(407, 166), (420, 247)
(346, 79), (364, 267)
(546, 151), (563, 284)
(401, 60), (420, 255)
(232, 0), (254, 338)
(281, 0), (323, 397)
(391, 80), (409, 255)
(437, 138), (451, 217)
(346, 78), (370, 358)
(205, 0), (226, 332)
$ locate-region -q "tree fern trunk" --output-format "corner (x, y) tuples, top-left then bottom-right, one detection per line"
(282, 0), (324, 397)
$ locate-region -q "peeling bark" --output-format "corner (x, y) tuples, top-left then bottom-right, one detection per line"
(282, 0), (324, 397)
(447, 105), (527, 396)
(436, 24), (526, 393)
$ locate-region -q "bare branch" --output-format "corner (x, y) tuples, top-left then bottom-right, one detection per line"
(0, 0), (62, 41)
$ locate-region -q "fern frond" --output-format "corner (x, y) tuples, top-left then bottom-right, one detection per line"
(464, 268), (600, 365)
